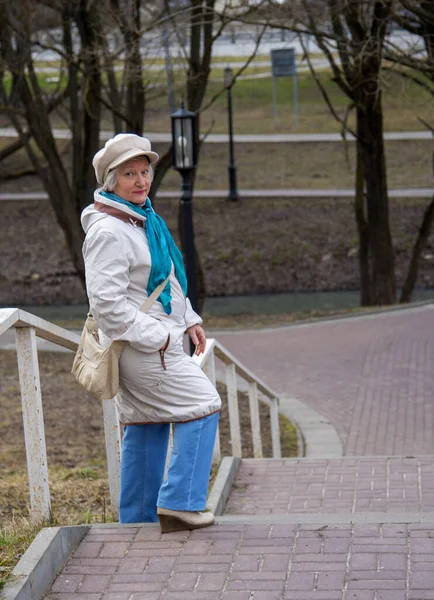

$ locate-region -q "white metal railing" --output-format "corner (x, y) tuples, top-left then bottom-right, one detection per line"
(0, 308), (281, 523)
(192, 338), (281, 463)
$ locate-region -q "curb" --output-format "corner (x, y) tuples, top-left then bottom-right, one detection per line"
(207, 456), (241, 516)
(216, 512), (434, 525)
(0, 525), (89, 600)
(210, 300), (434, 336)
(279, 396), (343, 458)
(213, 367), (341, 459)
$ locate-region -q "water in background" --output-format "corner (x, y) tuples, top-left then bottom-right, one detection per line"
(11, 288), (434, 322)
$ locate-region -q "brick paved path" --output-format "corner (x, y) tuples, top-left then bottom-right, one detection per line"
(45, 306), (434, 599)
(225, 458), (434, 516)
(215, 305), (434, 456)
(47, 521), (434, 600)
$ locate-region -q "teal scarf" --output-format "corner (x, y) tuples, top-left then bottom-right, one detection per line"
(100, 191), (187, 315)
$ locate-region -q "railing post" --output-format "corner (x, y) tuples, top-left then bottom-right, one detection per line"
(15, 327), (51, 523)
(248, 381), (263, 458)
(270, 397), (282, 458)
(225, 363), (242, 458)
(204, 349), (221, 464)
(102, 399), (121, 517)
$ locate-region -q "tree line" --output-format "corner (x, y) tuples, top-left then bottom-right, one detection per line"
(0, 0), (433, 307)
(251, 0), (434, 306)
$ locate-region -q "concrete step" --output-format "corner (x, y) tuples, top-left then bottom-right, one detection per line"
(8, 456), (434, 600)
(37, 520), (434, 600)
(224, 456), (434, 518)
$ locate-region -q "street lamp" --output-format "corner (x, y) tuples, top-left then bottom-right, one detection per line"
(171, 102), (199, 320)
(224, 66), (239, 202)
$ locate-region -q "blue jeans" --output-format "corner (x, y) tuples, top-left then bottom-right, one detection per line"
(119, 412), (219, 523)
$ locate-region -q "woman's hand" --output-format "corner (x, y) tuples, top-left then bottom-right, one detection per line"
(186, 324), (206, 355)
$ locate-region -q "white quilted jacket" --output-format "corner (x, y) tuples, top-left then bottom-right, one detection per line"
(81, 193), (202, 354)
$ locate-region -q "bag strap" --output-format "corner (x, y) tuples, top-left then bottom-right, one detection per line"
(139, 276), (170, 313)
(88, 276), (170, 318)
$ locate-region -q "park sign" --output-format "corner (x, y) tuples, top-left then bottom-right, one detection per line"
(270, 48), (298, 126)
(271, 48), (296, 77)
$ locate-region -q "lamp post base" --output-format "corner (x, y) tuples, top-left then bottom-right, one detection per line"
(228, 165), (239, 202)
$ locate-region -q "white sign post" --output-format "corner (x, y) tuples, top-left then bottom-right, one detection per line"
(271, 48), (298, 127)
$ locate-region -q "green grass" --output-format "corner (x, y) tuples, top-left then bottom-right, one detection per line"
(198, 70), (433, 134)
(0, 521), (45, 592)
(143, 68), (434, 134)
(280, 413), (300, 457)
(3, 62), (431, 135)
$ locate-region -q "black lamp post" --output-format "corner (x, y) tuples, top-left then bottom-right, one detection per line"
(224, 66), (239, 202)
(171, 102), (199, 320)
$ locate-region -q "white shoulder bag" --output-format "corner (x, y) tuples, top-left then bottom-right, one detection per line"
(71, 277), (169, 401)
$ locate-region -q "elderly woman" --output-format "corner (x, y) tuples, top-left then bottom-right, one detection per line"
(81, 134), (221, 532)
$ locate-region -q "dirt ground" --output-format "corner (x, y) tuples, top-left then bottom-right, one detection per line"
(1, 195), (434, 306)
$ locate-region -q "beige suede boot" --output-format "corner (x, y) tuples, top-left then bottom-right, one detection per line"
(157, 507), (215, 533)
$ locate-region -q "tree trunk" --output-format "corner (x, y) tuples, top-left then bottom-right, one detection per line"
(400, 194), (434, 303)
(14, 81), (87, 281)
(75, 3), (102, 214)
(44, 176), (87, 281)
(354, 138), (371, 306)
(104, 51), (124, 134)
(397, 3), (434, 301)
(149, 147), (173, 206)
(357, 94), (396, 305)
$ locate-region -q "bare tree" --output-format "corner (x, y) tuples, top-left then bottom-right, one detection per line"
(384, 1), (434, 303)
(0, 0), (97, 280)
(246, 1), (398, 305)
(0, 0), (261, 309)
(303, 1), (397, 306)
(248, 0), (434, 305)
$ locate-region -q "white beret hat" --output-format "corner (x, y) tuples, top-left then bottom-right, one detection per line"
(92, 133), (159, 185)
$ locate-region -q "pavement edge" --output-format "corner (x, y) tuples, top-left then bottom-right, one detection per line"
(0, 525), (89, 600)
(211, 300), (434, 337)
(279, 395), (343, 458)
(207, 456), (242, 516)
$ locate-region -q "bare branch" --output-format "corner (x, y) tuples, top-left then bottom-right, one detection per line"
(200, 24), (266, 114)
(382, 65), (434, 97)
(298, 33), (358, 139)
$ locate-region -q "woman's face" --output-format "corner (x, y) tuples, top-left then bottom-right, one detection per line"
(113, 157), (152, 204)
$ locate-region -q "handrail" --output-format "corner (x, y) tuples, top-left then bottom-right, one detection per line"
(0, 309), (81, 525)
(0, 308), (282, 524)
(0, 308), (79, 349)
(192, 338), (281, 461)
(194, 338), (278, 402)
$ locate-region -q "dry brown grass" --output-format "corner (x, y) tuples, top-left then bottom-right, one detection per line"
(1, 139), (430, 195)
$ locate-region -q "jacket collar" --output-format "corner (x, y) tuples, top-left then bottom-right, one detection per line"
(94, 190), (146, 225)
